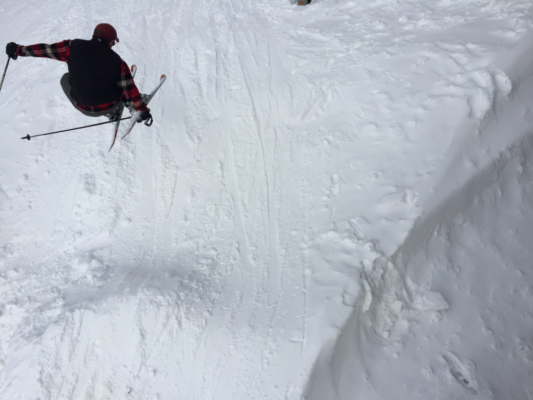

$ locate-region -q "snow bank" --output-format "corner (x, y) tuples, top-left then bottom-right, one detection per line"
(305, 32), (533, 400)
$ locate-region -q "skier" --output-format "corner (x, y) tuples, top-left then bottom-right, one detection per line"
(5, 23), (152, 123)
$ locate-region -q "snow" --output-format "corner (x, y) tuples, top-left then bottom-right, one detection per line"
(1, 0), (533, 399)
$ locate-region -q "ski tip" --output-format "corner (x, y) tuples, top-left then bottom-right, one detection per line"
(160, 74), (166, 79)
(131, 64), (136, 71)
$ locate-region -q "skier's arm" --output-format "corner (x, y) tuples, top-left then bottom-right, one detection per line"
(15, 40), (72, 62)
(118, 61), (147, 112)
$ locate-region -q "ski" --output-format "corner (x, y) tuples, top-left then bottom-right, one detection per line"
(108, 64), (137, 151)
(121, 74), (167, 141)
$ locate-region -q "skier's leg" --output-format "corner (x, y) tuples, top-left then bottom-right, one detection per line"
(60, 73), (97, 117)
(60, 73), (81, 111)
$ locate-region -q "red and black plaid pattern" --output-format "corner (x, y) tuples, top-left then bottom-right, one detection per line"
(118, 62), (147, 112)
(75, 96), (122, 114)
(16, 41), (147, 114)
(16, 40), (71, 61)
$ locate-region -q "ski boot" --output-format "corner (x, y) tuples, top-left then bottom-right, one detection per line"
(105, 106), (122, 122)
(123, 94), (148, 114)
(123, 100), (135, 114)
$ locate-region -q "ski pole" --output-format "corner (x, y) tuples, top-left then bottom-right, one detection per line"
(0, 57), (11, 93)
(21, 116), (132, 141)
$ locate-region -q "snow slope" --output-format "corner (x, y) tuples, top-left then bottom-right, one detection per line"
(306, 28), (533, 400)
(1, 0), (532, 399)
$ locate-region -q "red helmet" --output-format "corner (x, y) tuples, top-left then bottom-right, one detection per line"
(93, 23), (119, 43)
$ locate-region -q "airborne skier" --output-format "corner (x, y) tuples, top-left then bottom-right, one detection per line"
(5, 23), (152, 124)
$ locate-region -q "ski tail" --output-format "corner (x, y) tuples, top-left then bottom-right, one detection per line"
(109, 64), (137, 152)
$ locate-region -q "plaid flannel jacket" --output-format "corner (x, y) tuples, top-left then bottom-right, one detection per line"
(16, 40), (147, 114)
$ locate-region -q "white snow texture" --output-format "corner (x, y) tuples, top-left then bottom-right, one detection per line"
(1, 0), (533, 399)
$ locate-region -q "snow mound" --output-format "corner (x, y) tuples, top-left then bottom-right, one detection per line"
(305, 33), (533, 400)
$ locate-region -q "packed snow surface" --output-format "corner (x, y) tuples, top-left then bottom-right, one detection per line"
(1, 0), (533, 399)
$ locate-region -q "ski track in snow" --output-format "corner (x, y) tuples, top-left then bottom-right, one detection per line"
(1, 0), (533, 399)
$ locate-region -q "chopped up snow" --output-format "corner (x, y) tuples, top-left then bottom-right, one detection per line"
(1, 0), (533, 399)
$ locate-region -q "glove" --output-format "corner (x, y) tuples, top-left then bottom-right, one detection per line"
(6, 42), (19, 60)
(136, 108), (153, 126)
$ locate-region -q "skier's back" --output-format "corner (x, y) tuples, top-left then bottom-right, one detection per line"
(6, 23), (151, 122)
